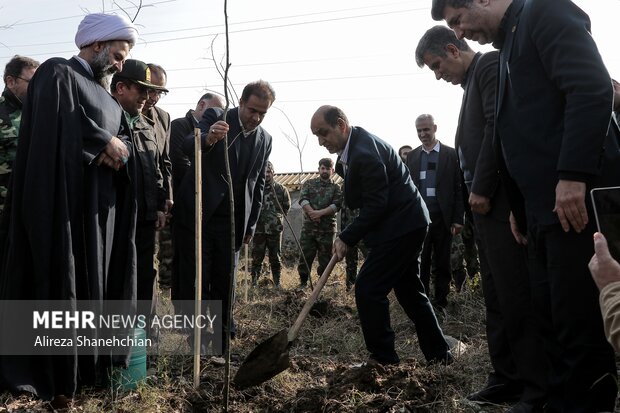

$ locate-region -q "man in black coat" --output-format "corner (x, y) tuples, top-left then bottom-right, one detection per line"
(433, 0), (620, 411)
(416, 25), (548, 409)
(311, 105), (451, 366)
(170, 93), (225, 195)
(172, 81), (274, 354)
(0, 13), (138, 402)
(407, 114), (464, 309)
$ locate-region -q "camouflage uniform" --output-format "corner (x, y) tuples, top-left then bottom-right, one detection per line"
(0, 88), (22, 214)
(340, 204), (368, 289)
(298, 177), (342, 285)
(250, 180), (291, 286)
(450, 212), (479, 291)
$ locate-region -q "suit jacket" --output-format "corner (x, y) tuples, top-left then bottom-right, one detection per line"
(456, 52), (499, 198)
(496, 0), (620, 228)
(407, 142), (464, 231)
(170, 110), (196, 195)
(455, 51), (512, 222)
(337, 126), (429, 248)
(173, 106), (271, 248)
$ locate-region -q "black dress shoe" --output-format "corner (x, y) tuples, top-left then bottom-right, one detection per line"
(466, 383), (522, 404)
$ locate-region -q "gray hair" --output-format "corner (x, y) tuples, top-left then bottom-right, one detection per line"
(416, 114), (435, 125)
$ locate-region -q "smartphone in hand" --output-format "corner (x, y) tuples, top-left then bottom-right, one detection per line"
(591, 186), (620, 262)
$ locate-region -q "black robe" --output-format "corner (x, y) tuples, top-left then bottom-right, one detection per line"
(0, 57), (137, 400)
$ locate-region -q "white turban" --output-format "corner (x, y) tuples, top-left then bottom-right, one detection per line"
(75, 13), (138, 49)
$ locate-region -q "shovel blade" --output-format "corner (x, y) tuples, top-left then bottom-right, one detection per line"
(233, 329), (291, 389)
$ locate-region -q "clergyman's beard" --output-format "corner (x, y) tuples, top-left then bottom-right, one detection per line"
(90, 44), (115, 89)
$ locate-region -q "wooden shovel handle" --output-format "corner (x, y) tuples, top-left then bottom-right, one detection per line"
(287, 254), (339, 342)
(193, 127), (203, 388)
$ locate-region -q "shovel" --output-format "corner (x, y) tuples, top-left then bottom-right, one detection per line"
(233, 254), (339, 389)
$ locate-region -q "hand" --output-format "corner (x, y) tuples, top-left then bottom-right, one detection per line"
(451, 223), (463, 235)
(589, 232), (620, 290)
(307, 209), (322, 223)
(469, 192), (491, 215)
(164, 199), (174, 220)
(332, 237), (348, 261)
(509, 211), (528, 245)
(205, 120), (230, 146)
(243, 234), (253, 245)
(553, 180), (587, 233)
(98, 136), (129, 171)
(96, 152), (121, 170)
(155, 211), (166, 230)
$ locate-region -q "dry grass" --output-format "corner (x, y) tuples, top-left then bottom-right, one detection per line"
(0, 261), (513, 412)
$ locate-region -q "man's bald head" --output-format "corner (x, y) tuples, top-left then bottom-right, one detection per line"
(195, 93), (225, 120)
(311, 105), (350, 154)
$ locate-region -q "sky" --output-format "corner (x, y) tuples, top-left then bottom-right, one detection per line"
(1, 0), (619, 173)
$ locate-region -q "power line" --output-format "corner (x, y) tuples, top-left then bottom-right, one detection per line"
(0, 6), (427, 58)
(141, 8), (429, 44)
(170, 72), (421, 90)
(7, 0), (178, 27)
(165, 52), (403, 72)
(6, 0), (419, 45)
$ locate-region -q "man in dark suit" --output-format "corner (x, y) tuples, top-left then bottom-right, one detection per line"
(311, 105), (452, 366)
(172, 80), (274, 355)
(433, 0), (620, 411)
(170, 93), (225, 195)
(416, 25), (548, 410)
(407, 114), (463, 309)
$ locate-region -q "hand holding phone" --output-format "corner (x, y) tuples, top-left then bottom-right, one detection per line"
(591, 186), (620, 262)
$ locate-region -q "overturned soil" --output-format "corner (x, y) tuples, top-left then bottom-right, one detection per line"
(0, 263), (535, 412)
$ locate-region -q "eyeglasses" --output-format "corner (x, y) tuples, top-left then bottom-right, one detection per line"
(15, 76), (32, 83)
(148, 89), (167, 98)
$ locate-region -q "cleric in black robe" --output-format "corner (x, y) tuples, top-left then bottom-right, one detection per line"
(0, 13), (139, 401)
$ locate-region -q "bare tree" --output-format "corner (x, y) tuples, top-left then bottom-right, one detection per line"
(209, 35), (239, 104)
(272, 106), (307, 173)
(113, 0), (145, 22)
(220, 1), (234, 411)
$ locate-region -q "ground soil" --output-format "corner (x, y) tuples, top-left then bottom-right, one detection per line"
(1, 260), (617, 412)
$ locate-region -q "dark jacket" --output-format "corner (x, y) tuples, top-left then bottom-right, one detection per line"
(407, 142), (464, 231)
(337, 126), (429, 248)
(496, 0), (620, 228)
(169, 109), (196, 195)
(174, 106), (272, 249)
(455, 51), (499, 199)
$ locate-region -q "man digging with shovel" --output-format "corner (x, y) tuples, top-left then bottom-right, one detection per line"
(233, 106), (453, 389)
(312, 105), (453, 366)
